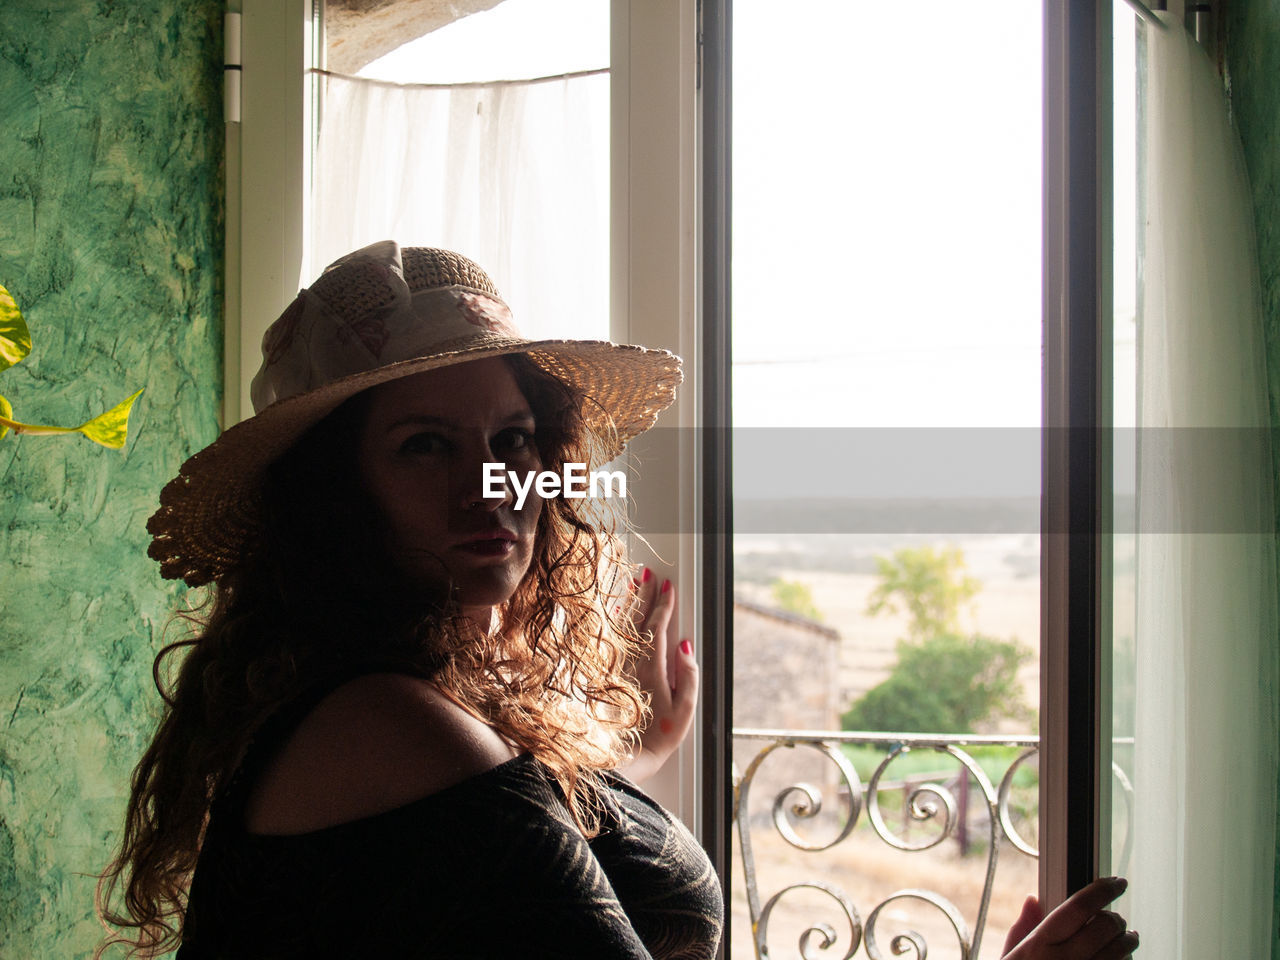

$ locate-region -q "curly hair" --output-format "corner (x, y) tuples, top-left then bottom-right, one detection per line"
(95, 355), (649, 958)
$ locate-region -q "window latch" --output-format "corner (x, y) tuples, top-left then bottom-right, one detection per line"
(225, 10), (242, 124)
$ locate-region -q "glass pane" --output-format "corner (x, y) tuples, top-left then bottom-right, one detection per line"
(313, 0), (610, 340)
(344, 0), (607, 84)
(730, 4), (1042, 959)
(1106, 0), (1138, 903)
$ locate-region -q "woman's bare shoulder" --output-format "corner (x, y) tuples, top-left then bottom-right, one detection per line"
(244, 672), (518, 835)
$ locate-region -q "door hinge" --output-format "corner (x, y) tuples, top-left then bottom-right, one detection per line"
(695, 0), (704, 91)
(225, 10), (242, 124)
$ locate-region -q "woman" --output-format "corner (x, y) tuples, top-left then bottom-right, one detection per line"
(99, 242), (1135, 958)
(99, 241), (712, 958)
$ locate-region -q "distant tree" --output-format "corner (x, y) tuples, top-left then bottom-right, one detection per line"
(769, 578), (823, 622)
(845, 544), (1030, 734)
(865, 545), (979, 642)
(841, 632), (1031, 734)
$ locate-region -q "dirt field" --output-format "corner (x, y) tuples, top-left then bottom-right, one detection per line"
(736, 532), (1042, 714)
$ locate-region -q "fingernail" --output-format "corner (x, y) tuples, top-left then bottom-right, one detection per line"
(661, 579), (671, 593)
(680, 639), (692, 655)
(1106, 877), (1128, 892)
(642, 567), (652, 584)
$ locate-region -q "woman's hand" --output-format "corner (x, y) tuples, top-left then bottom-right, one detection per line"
(1001, 877), (1138, 959)
(617, 568), (699, 784)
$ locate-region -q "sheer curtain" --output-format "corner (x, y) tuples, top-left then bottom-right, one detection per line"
(310, 70), (609, 340)
(1132, 14), (1277, 955)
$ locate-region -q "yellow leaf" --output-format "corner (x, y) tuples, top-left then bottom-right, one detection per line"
(0, 388), (144, 449)
(0, 394), (10, 441)
(76, 388), (144, 449)
(0, 285), (32, 372)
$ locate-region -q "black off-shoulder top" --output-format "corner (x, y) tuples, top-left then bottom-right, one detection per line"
(177, 680), (723, 959)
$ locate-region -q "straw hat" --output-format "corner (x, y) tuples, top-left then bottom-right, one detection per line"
(147, 241), (682, 587)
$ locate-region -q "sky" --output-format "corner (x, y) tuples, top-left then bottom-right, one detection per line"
(730, 2), (1044, 431)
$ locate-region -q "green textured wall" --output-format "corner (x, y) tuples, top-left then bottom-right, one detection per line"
(0, 2), (223, 956)
(1225, 2), (1280, 957)
(1229, 1), (1280, 479)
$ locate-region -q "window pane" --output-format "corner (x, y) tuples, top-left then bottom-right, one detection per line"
(313, 0), (609, 341)
(343, 0), (607, 83)
(1108, 0), (1138, 888)
(731, 4), (1042, 958)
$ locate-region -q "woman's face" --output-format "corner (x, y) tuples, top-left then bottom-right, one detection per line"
(357, 356), (544, 620)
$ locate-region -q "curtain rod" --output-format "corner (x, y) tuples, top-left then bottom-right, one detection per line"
(1123, 0), (1169, 29)
(309, 67), (609, 91)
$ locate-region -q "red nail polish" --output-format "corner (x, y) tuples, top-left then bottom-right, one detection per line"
(661, 579), (671, 593)
(642, 567), (652, 584)
(680, 639), (692, 655)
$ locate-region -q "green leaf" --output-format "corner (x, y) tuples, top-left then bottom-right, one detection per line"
(0, 394), (10, 440)
(0, 387), (144, 449)
(0, 285), (32, 372)
(76, 388), (144, 449)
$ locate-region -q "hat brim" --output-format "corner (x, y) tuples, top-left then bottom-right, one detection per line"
(146, 337), (682, 586)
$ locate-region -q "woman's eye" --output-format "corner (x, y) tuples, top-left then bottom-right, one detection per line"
(493, 428), (536, 455)
(400, 432), (449, 456)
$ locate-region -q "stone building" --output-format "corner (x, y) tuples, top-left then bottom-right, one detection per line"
(732, 600), (846, 832)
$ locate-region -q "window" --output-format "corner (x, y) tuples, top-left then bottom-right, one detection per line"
(310, 0), (610, 340)
(728, 4), (1042, 955)
(227, 3), (1279, 956)
(227, 0), (707, 829)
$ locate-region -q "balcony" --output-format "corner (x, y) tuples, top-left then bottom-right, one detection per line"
(731, 729), (1043, 960)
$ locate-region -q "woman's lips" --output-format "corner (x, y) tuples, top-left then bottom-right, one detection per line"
(454, 538), (516, 557)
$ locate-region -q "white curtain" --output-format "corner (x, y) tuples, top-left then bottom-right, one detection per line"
(310, 70), (610, 341)
(1132, 14), (1278, 955)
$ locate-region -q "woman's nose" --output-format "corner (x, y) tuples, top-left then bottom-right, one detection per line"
(457, 442), (512, 510)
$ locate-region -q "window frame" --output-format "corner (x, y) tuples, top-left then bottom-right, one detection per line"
(695, 0), (733, 930)
(224, 0), (314, 427)
(607, 0), (706, 829)
(228, 0), (1121, 945)
(226, 0), (721, 836)
(1041, 0), (1112, 909)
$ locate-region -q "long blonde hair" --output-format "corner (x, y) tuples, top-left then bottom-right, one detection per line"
(96, 356), (649, 957)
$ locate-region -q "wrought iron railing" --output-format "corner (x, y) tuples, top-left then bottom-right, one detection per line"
(732, 729), (1042, 960)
